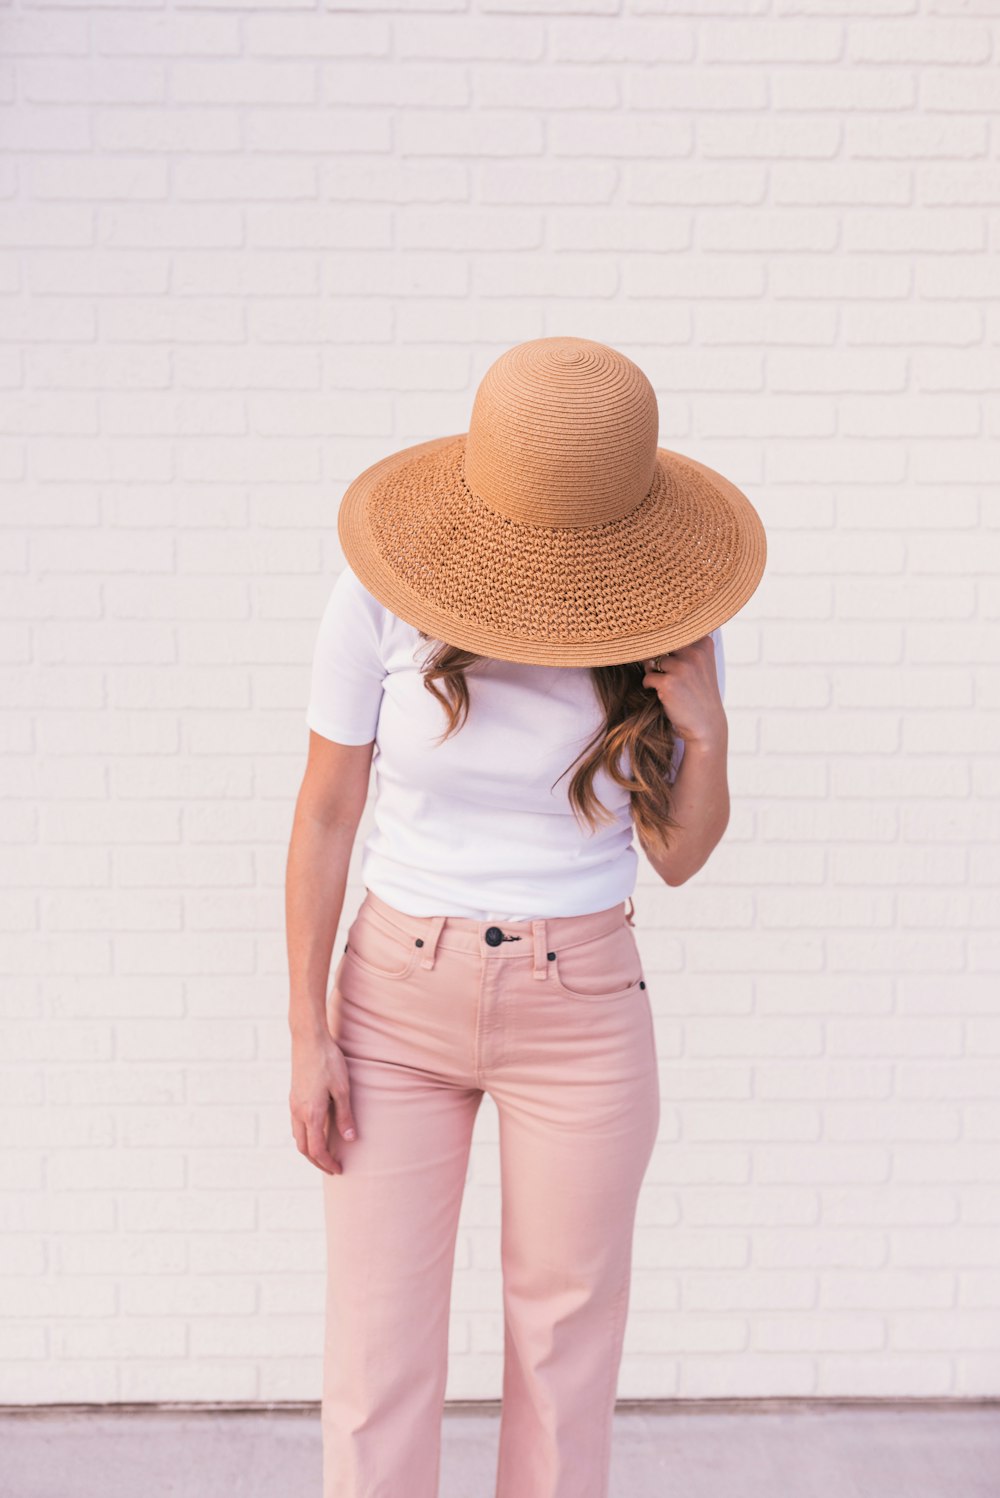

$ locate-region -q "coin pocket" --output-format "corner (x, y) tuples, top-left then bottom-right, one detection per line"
(549, 921), (645, 1001)
(344, 908), (421, 982)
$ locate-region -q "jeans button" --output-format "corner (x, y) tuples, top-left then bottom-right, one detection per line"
(484, 926), (504, 947)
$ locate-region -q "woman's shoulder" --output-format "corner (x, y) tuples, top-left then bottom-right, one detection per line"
(331, 559), (384, 613)
(326, 561), (427, 666)
(709, 624), (725, 702)
(325, 561), (399, 636)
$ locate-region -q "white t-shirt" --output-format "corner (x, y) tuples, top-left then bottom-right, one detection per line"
(305, 564), (725, 922)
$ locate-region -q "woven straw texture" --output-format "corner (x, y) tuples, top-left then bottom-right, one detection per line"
(337, 338), (767, 667)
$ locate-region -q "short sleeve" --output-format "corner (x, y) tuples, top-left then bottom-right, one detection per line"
(668, 626), (726, 782)
(305, 566), (387, 746)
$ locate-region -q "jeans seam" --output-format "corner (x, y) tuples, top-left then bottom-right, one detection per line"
(597, 1249), (634, 1496)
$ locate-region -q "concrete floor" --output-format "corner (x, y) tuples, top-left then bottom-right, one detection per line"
(1, 1401), (998, 1498)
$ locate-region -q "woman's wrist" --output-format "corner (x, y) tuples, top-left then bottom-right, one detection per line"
(675, 715), (729, 756)
(288, 995), (334, 1044)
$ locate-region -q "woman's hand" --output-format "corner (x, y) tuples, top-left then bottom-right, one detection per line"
(641, 636), (726, 746)
(289, 1031), (358, 1176)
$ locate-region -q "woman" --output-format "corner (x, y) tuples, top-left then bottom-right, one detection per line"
(285, 337), (766, 1498)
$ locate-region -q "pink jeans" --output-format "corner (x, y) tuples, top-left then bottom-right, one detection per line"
(321, 887), (661, 1498)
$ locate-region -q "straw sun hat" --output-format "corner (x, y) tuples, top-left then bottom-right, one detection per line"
(337, 336), (767, 669)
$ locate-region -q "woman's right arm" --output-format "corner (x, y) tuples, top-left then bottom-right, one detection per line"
(285, 729), (375, 1175)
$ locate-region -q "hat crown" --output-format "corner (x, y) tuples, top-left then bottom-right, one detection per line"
(463, 337), (659, 529)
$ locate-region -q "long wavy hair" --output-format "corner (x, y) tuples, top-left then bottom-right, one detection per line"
(415, 633), (682, 852)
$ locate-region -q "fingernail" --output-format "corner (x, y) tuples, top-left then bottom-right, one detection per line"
(343, 1129), (355, 1140)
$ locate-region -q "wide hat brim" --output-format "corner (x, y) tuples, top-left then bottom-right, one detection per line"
(338, 432), (767, 668)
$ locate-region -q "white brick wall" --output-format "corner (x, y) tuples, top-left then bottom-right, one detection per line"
(2, 3), (999, 1406)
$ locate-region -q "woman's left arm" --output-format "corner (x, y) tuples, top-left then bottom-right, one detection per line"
(636, 635), (730, 887)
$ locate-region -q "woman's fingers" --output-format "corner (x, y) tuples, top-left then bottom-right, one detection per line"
(291, 1097), (342, 1175)
(331, 1080), (357, 1143)
(643, 653), (677, 675)
(305, 1101), (341, 1175)
(644, 640), (713, 672)
(288, 1039), (358, 1175)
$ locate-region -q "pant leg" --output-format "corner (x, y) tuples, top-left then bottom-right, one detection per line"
(488, 924), (661, 1498)
(321, 904), (483, 1498)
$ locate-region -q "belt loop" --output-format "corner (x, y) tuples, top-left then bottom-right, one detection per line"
(531, 918), (548, 981)
(418, 915), (447, 970)
(625, 896), (636, 928)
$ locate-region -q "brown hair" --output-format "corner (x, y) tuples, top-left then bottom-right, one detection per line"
(416, 635), (681, 852)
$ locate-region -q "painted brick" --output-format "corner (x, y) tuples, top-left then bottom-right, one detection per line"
(3, 6), (998, 1414)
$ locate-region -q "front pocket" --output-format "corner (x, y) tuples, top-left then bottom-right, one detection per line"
(549, 921), (645, 1001)
(343, 907), (421, 982)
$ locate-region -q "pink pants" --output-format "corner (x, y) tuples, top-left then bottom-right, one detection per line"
(321, 887), (661, 1498)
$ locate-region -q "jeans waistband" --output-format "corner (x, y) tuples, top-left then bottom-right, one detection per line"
(358, 887), (634, 981)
